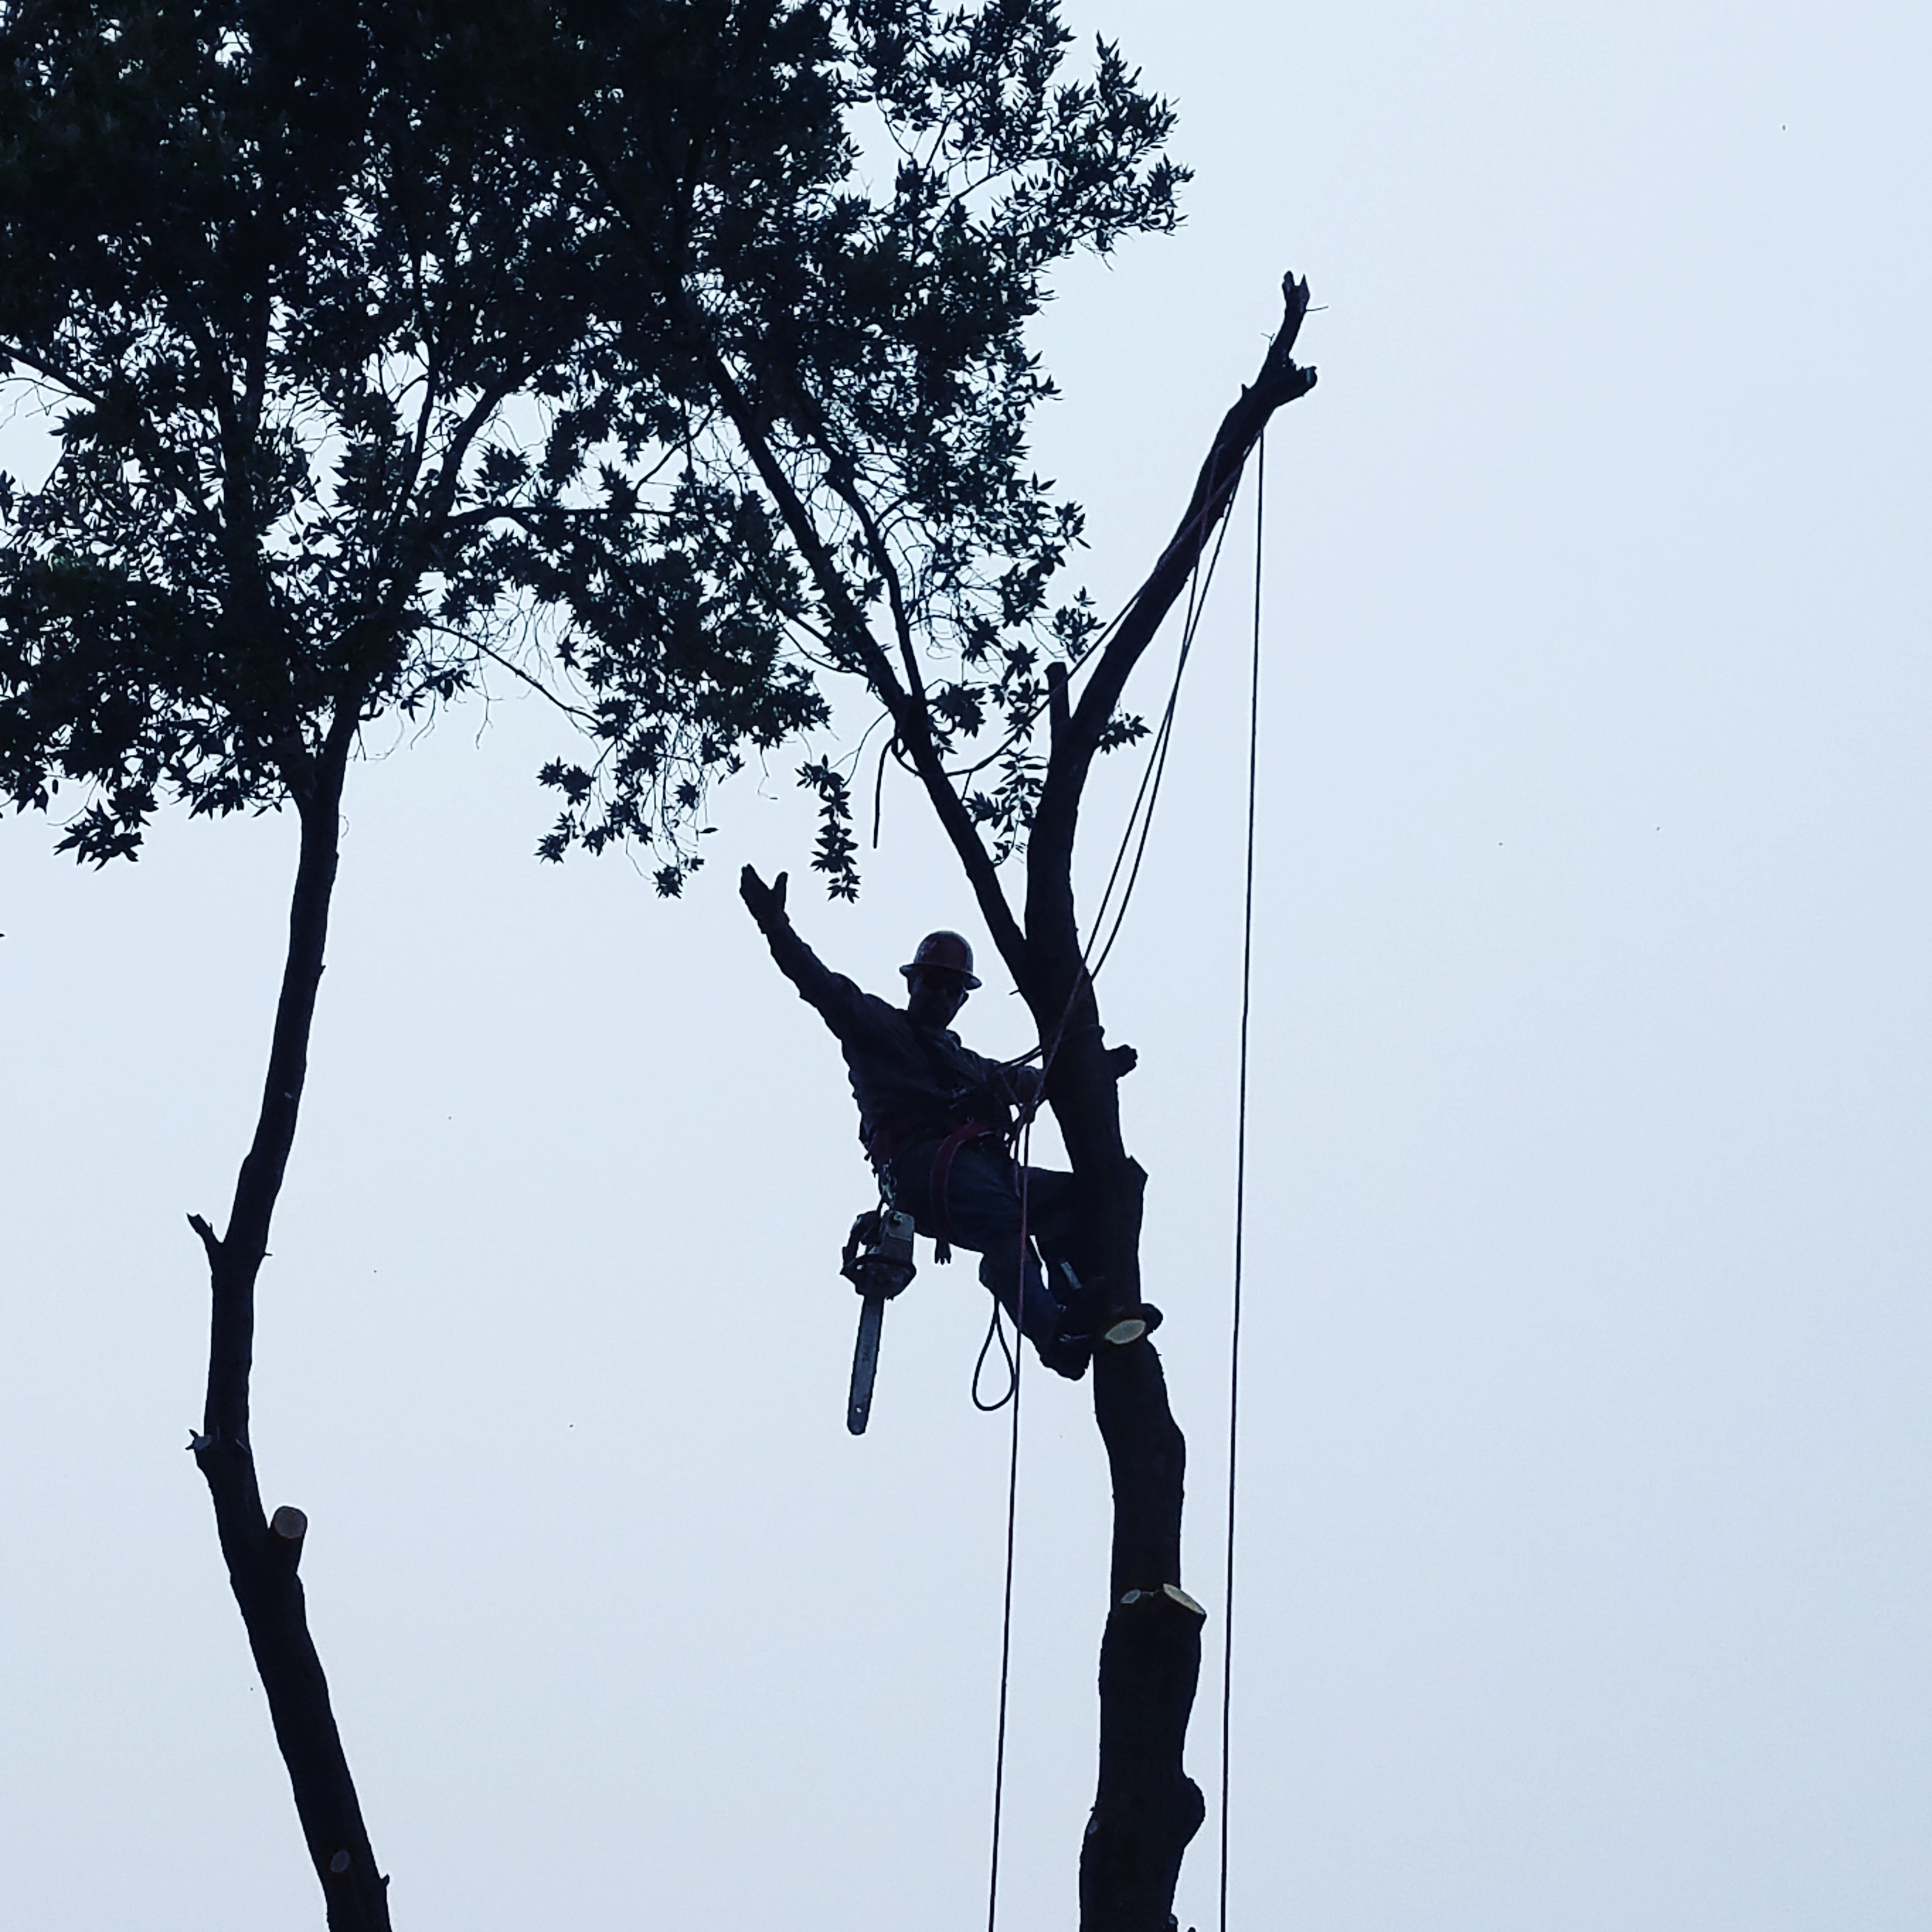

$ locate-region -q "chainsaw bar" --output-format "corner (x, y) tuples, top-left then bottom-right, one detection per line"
(847, 1293), (887, 1435)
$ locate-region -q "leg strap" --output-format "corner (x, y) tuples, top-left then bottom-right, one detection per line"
(928, 1121), (997, 1263)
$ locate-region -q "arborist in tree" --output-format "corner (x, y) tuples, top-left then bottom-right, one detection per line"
(740, 864), (1142, 1379)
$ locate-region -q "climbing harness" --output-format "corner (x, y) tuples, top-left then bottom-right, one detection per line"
(834, 1041), (1042, 1427)
(927, 1118), (997, 1262)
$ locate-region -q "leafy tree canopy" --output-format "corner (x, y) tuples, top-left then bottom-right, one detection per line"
(0, 0), (1183, 894)
(0, 0), (834, 884)
(507, 0), (1186, 893)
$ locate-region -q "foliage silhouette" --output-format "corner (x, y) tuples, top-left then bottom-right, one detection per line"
(0, 1), (863, 1922)
(0, 1), (1313, 1924)
(514, 5), (1317, 1924)
(0, 0), (827, 884)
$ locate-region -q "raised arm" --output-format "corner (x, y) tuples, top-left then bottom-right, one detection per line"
(739, 864), (862, 1031)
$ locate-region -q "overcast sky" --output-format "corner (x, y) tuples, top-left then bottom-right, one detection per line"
(4, 1), (1929, 1927)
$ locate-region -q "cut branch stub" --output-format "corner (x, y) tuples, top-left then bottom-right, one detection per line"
(187, 1211), (222, 1265)
(1119, 1586), (1206, 1617)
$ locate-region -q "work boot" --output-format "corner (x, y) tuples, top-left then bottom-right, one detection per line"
(1036, 1327), (1092, 1381)
(1052, 1259), (1108, 1329)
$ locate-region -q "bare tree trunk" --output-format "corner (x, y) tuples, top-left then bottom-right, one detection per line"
(187, 717), (391, 1931)
(1082, 1338), (1206, 1929)
(1051, 1090), (1208, 1932)
(1027, 280), (1314, 1930)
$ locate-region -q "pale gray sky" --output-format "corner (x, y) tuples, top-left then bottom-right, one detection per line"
(4, 2), (1929, 1927)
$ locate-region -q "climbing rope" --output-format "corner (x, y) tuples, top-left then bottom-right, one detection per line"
(970, 1295), (1020, 1412)
(1218, 430), (1265, 1932)
(984, 1114), (1034, 1932)
(1085, 490), (1243, 977)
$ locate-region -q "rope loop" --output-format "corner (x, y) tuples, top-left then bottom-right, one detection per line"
(971, 1303), (1018, 1413)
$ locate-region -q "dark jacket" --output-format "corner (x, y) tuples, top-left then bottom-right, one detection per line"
(760, 918), (1018, 1159)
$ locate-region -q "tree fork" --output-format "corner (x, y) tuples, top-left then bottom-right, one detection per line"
(1039, 282), (1314, 1928)
(1025, 272), (1316, 982)
(188, 719), (390, 1930)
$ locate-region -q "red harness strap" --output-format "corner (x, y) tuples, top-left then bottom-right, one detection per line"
(928, 1120), (997, 1260)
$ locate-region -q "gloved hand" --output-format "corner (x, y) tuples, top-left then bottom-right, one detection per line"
(1107, 1043), (1138, 1079)
(739, 864), (789, 929)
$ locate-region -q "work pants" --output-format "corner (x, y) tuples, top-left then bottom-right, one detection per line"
(887, 1137), (1078, 1355)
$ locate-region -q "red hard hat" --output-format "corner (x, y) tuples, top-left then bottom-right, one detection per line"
(900, 930), (981, 990)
